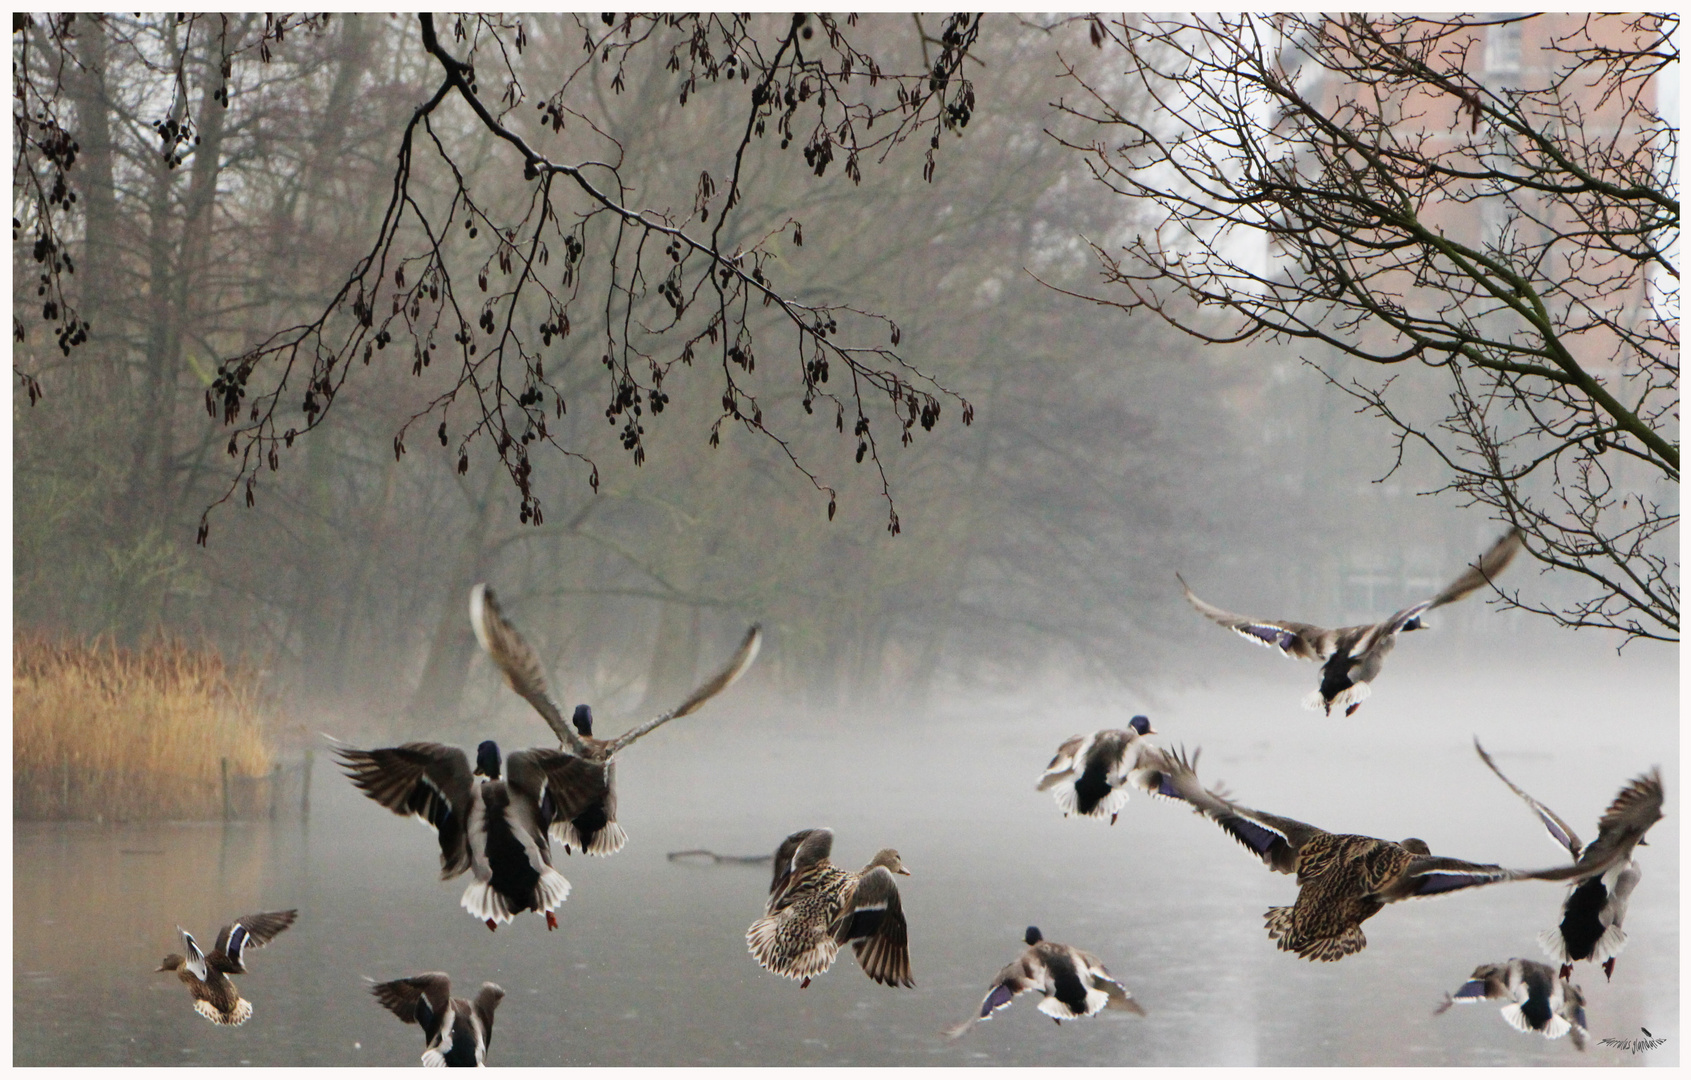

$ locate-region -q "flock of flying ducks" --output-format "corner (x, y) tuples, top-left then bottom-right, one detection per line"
(155, 528), (1666, 1063)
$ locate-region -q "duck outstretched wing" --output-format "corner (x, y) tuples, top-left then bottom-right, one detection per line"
(1156, 745), (1322, 874)
(769, 827), (833, 906)
(1522, 769), (1664, 883)
(1428, 528), (1525, 610)
(605, 624), (763, 755)
(370, 972), (453, 1044)
(1391, 855), (1518, 900)
(504, 748), (612, 830)
(1176, 574), (1334, 661)
(1473, 739), (1584, 858)
(332, 740), (475, 878)
(212, 909), (297, 974)
(470, 584), (592, 757)
(473, 983), (504, 1048)
(834, 866), (913, 988)
(943, 955), (1042, 1039)
(1075, 948), (1146, 1015)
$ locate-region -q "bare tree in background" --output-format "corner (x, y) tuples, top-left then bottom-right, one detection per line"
(15, 12), (983, 541)
(1048, 13), (1678, 642)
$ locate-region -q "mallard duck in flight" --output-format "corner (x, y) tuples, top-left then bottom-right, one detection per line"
(469, 584), (761, 856)
(155, 909), (297, 1026)
(747, 827), (914, 989)
(943, 925), (1144, 1039)
(370, 972), (505, 1067)
(1155, 746), (1527, 960)
(1474, 739), (1664, 981)
(1178, 528), (1524, 715)
(1435, 957), (1588, 1050)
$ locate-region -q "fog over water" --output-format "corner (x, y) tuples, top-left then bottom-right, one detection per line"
(15, 639), (1675, 1067)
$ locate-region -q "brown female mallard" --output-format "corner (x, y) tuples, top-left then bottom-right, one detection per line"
(747, 828), (914, 989)
(1156, 746), (1524, 960)
(155, 909), (297, 1025)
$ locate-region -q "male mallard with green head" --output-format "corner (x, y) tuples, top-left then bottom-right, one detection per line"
(1475, 739), (1664, 981)
(1178, 528), (1523, 715)
(747, 827), (914, 988)
(371, 972), (504, 1067)
(1039, 717), (1173, 824)
(1436, 957), (1588, 1050)
(943, 925), (1144, 1039)
(469, 583), (761, 856)
(332, 736), (605, 930)
(156, 909), (296, 1025)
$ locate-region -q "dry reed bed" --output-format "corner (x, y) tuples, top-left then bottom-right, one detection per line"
(14, 633), (277, 821)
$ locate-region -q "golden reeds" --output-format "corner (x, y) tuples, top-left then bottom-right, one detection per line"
(13, 632), (278, 821)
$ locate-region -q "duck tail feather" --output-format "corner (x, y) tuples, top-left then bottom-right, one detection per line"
(536, 866), (572, 911)
(1536, 926), (1573, 963)
(1499, 1002), (1534, 1034)
(461, 880), (515, 925)
(1591, 921), (1628, 962)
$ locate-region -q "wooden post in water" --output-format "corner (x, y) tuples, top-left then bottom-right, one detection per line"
(269, 761), (282, 820)
(300, 747), (313, 819)
(221, 758), (232, 821)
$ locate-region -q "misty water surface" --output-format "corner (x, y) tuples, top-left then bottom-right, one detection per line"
(14, 643), (1676, 1066)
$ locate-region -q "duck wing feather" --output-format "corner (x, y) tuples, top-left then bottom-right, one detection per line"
(504, 748), (612, 831)
(1389, 855), (1519, 900)
(1075, 948), (1146, 1015)
(1427, 528), (1525, 610)
(1473, 739), (1584, 858)
(834, 866), (913, 988)
(944, 954), (1042, 1039)
(332, 740), (476, 878)
(472, 983), (504, 1049)
(1519, 769), (1664, 883)
(1177, 574), (1335, 661)
(212, 909), (296, 974)
(370, 972), (453, 1045)
(604, 625), (762, 756)
(1157, 745), (1322, 874)
(769, 828), (833, 907)
(469, 584), (593, 757)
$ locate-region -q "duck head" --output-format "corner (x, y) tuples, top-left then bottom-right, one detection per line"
(867, 848), (911, 876)
(474, 740), (502, 780)
(156, 954), (186, 973)
(1400, 837), (1431, 855)
(1024, 926), (1044, 946)
(1129, 715), (1155, 736)
(571, 704), (594, 738)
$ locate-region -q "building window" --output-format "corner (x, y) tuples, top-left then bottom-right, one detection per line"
(1484, 18), (1523, 79)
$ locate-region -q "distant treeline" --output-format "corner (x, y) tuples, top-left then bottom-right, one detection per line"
(13, 633), (278, 821)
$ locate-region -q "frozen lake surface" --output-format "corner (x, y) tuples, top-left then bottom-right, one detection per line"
(14, 644), (1676, 1066)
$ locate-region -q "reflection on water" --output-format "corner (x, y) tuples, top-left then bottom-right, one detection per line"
(13, 651), (1676, 1066)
